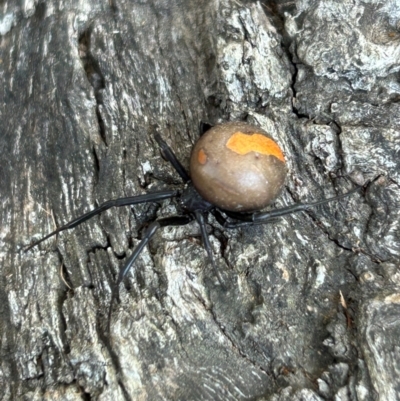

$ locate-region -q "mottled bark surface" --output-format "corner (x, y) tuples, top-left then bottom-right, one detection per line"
(1, 0), (400, 400)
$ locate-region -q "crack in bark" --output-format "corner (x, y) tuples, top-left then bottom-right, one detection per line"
(194, 288), (275, 384)
(95, 317), (132, 401)
(302, 180), (381, 264)
(78, 28), (108, 148)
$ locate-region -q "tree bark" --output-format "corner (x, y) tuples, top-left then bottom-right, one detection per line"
(1, 0), (400, 400)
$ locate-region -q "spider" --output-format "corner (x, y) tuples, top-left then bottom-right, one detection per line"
(25, 121), (360, 326)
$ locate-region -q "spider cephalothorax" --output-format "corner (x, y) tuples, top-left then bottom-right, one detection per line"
(25, 121), (360, 327)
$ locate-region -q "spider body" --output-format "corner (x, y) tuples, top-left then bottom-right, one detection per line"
(190, 122), (287, 211)
(25, 121), (360, 328)
(178, 184), (213, 213)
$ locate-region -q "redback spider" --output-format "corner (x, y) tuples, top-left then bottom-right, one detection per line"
(25, 121), (361, 328)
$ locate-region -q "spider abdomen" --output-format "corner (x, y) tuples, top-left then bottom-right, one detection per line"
(190, 122), (287, 212)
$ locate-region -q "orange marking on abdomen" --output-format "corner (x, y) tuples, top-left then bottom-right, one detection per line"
(198, 148), (208, 164)
(226, 132), (285, 162)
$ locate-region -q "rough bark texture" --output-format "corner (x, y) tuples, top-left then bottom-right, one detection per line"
(1, 0), (400, 400)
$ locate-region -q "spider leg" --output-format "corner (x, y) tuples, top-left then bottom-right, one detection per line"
(224, 186), (362, 229)
(154, 133), (191, 183)
(211, 209), (228, 227)
(108, 214), (193, 332)
(213, 209), (279, 229)
(25, 190), (178, 251)
(194, 211), (225, 288)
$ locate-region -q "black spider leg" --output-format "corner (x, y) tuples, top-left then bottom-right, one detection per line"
(154, 133), (190, 183)
(211, 209), (280, 228)
(107, 215), (193, 332)
(194, 211), (225, 288)
(24, 191), (178, 251)
(223, 186), (361, 228)
(211, 209), (228, 227)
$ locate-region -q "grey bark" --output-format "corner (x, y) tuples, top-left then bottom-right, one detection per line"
(1, 0), (400, 400)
